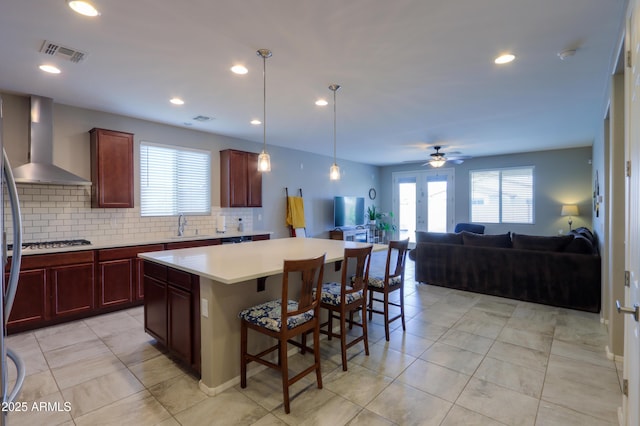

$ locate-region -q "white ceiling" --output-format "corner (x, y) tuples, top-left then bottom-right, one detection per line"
(0, 0), (627, 166)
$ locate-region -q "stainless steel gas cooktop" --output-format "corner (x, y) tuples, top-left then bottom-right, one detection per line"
(8, 239), (92, 251)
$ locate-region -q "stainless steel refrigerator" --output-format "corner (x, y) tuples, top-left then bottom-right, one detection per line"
(0, 96), (25, 425)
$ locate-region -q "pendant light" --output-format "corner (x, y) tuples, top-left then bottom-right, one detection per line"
(257, 49), (272, 172)
(329, 84), (341, 180)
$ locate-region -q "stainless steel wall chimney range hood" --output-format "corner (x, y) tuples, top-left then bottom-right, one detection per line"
(12, 96), (91, 185)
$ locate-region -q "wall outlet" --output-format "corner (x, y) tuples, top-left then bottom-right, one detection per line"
(201, 298), (209, 318)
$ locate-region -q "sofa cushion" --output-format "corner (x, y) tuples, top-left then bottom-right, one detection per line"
(512, 233), (573, 252)
(415, 231), (462, 245)
(461, 231), (512, 248)
(564, 235), (594, 255)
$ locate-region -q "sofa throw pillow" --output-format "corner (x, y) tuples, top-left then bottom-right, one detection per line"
(461, 231), (512, 248)
(415, 231), (462, 245)
(512, 233), (573, 252)
(564, 235), (595, 255)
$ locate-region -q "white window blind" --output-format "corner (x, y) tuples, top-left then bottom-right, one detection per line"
(140, 141), (211, 216)
(470, 166), (534, 224)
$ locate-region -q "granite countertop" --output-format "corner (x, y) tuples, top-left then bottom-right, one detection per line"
(10, 230), (274, 256)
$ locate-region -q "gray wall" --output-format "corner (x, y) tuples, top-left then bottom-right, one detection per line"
(2, 91), (594, 241)
(1, 92), (380, 239)
(380, 147), (594, 237)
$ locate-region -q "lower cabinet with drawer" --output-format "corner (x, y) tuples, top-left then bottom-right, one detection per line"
(143, 261), (201, 374)
(97, 244), (165, 308)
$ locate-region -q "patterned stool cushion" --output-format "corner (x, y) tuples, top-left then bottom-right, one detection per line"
(238, 299), (314, 332)
(316, 282), (363, 306)
(368, 275), (402, 289)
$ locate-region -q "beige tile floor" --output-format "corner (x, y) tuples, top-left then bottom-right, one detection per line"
(5, 253), (622, 425)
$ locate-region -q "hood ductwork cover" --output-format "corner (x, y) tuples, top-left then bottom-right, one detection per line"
(12, 96), (91, 185)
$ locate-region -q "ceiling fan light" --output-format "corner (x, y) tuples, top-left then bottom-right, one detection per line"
(430, 159), (446, 168)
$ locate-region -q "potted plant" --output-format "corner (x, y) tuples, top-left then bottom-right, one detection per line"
(367, 205), (378, 225)
(376, 212), (397, 243)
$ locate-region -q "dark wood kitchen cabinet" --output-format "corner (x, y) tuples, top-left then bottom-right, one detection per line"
(4, 269), (46, 330)
(97, 244), (164, 307)
(164, 238), (221, 250)
(143, 261), (168, 345)
(5, 251), (95, 333)
(144, 261), (201, 373)
(90, 128), (134, 208)
(220, 149), (262, 207)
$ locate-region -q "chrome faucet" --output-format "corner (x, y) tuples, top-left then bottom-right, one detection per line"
(177, 213), (187, 236)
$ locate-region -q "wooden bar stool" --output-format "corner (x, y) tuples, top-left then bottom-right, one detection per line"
(238, 254), (325, 414)
(318, 245), (372, 371)
(367, 239), (409, 341)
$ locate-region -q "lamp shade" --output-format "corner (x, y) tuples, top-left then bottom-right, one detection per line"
(561, 205), (579, 217)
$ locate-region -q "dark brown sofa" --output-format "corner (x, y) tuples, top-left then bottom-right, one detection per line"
(410, 228), (601, 312)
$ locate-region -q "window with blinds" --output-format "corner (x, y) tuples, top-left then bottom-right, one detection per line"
(470, 166), (534, 224)
(140, 141), (211, 216)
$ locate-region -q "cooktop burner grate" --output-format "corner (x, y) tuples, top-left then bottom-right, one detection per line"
(8, 239), (92, 251)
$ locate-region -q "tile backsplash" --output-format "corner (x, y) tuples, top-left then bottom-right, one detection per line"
(3, 184), (254, 243)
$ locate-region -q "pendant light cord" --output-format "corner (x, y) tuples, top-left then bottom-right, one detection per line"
(333, 88), (337, 163)
(263, 53), (267, 152)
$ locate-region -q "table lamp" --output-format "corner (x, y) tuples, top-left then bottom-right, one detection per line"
(561, 204), (579, 231)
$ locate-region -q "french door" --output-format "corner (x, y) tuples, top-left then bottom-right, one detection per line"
(392, 169), (454, 243)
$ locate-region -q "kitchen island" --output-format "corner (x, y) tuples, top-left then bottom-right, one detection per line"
(139, 237), (386, 395)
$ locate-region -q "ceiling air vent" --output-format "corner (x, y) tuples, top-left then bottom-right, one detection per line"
(192, 115), (213, 122)
(39, 40), (87, 63)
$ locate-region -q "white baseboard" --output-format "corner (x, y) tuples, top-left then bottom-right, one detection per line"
(617, 405), (624, 426)
(606, 345), (625, 362)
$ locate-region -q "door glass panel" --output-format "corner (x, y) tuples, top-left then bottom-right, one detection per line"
(398, 180), (416, 242)
(427, 179), (447, 232)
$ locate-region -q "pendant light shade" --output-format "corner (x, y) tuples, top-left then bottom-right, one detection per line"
(329, 83), (341, 180)
(257, 49), (272, 172)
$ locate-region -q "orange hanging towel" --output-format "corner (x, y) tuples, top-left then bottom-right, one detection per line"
(286, 196), (306, 229)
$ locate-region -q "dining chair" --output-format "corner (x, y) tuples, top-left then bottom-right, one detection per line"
(318, 245), (372, 371)
(238, 253), (325, 414)
(367, 238), (410, 341)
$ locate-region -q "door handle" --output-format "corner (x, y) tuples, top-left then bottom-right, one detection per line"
(616, 300), (639, 322)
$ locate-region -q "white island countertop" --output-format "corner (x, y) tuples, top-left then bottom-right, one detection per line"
(138, 237), (386, 284)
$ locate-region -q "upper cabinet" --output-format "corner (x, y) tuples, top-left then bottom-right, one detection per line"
(220, 149), (262, 207)
(90, 128), (134, 208)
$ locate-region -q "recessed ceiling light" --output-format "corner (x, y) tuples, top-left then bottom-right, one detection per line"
(494, 53), (516, 64)
(231, 65), (248, 75)
(170, 98), (185, 105)
(39, 64), (61, 74)
(250, 119), (261, 125)
(315, 99), (328, 106)
(67, 1), (100, 17)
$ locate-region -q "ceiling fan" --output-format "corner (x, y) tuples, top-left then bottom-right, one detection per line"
(423, 146), (471, 167)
